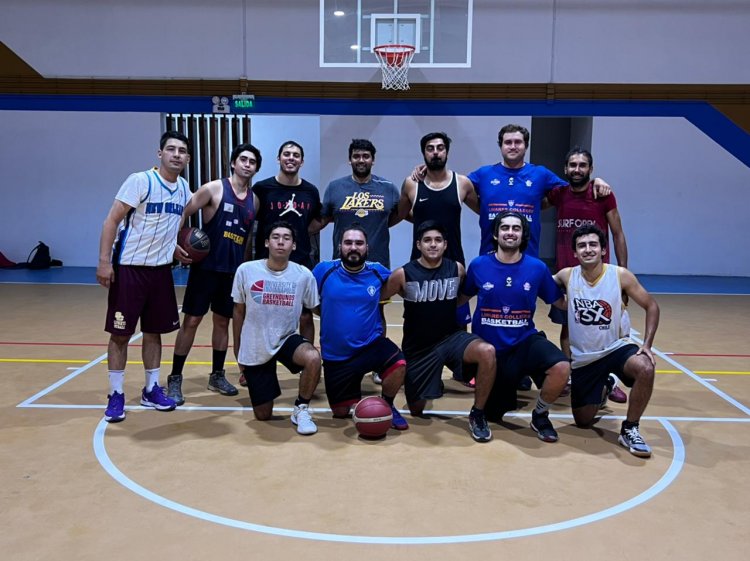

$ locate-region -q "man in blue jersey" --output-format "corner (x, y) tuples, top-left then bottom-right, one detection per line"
(468, 124), (611, 259)
(459, 211), (571, 442)
(97, 131), (192, 423)
(166, 143), (261, 405)
(312, 224), (409, 431)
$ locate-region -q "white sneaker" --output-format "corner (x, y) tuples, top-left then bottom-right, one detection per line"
(372, 371), (383, 385)
(292, 404), (317, 435)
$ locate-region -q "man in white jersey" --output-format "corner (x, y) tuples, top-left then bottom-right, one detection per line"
(554, 224), (659, 457)
(97, 131), (192, 423)
(232, 221), (321, 435)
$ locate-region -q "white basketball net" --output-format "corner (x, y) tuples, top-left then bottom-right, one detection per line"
(374, 45), (415, 90)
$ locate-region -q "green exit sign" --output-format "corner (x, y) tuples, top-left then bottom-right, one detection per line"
(232, 95), (255, 112)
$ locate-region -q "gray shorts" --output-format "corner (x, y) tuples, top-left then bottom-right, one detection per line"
(404, 331), (479, 404)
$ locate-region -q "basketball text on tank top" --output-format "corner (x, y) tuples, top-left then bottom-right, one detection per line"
(199, 178), (255, 273)
(114, 169), (190, 267)
(410, 172), (465, 265)
(402, 259), (460, 356)
(567, 264), (629, 368)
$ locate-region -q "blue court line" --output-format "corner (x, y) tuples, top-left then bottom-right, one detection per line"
(92, 417), (685, 544)
(630, 333), (750, 416)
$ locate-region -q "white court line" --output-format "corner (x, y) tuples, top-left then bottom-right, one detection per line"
(630, 332), (750, 416)
(93, 417), (686, 544)
(16, 332), (143, 408)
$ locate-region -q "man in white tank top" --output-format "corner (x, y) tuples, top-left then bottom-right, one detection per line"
(554, 225), (660, 457)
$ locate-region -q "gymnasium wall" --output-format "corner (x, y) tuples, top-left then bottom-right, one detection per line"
(2, 111), (748, 276)
(0, 1), (748, 84)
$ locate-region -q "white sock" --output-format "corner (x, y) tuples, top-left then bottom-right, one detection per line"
(145, 368), (160, 390)
(535, 395), (551, 415)
(108, 370), (125, 394)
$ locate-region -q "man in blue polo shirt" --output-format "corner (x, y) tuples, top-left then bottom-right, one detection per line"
(312, 224), (409, 431)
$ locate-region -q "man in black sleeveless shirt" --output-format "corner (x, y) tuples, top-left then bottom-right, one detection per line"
(382, 220), (496, 442)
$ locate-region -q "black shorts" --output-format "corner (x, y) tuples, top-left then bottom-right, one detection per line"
(404, 331), (478, 404)
(571, 344), (638, 409)
(239, 334), (307, 407)
(486, 332), (569, 419)
(182, 266), (235, 318)
(105, 265), (179, 336)
(323, 337), (405, 410)
(548, 305), (567, 325)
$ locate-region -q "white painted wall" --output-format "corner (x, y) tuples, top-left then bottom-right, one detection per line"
(0, 111), (161, 266)
(2, 111), (747, 274)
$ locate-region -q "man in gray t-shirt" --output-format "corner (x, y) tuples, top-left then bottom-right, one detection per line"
(316, 139), (401, 268)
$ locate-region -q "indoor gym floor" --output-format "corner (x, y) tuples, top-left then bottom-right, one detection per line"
(1, 269), (748, 561)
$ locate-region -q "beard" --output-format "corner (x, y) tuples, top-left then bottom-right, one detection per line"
(352, 165), (371, 179)
(566, 172), (591, 188)
(424, 156), (446, 171)
(342, 249), (367, 268)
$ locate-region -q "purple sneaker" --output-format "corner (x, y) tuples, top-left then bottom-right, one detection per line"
(140, 383), (177, 411)
(390, 406), (409, 430)
(105, 391), (125, 423)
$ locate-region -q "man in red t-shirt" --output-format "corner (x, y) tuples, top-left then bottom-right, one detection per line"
(545, 147), (629, 403)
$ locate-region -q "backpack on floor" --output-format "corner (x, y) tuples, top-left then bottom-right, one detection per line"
(27, 241), (52, 270)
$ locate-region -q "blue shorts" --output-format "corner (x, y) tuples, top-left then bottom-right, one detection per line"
(239, 334), (307, 407)
(571, 344), (638, 409)
(323, 337), (405, 410)
(485, 332), (569, 419)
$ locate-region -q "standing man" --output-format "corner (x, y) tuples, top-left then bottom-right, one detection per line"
(166, 143), (261, 405)
(232, 221), (322, 435)
(554, 225), (659, 457)
(547, 147), (629, 402)
(459, 211), (571, 442)
(96, 131), (192, 422)
(319, 139), (401, 268)
(399, 132), (478, 266)
(468, 124), (611, 259)
(253, 140), (322, 343)
(312, 225), (409, 431)
(382, 220), (496, 442)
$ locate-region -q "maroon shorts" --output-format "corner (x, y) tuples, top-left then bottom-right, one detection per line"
(105, 265), (179, 336)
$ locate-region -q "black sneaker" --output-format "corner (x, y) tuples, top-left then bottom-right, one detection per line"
(517, 376), (533, 391)
(530, 410), (559, 443)
(207, 370), (239, 396)
(167, 374), (185, 406)
(619, 423), (652, 458)
(469, 408), (492, 442)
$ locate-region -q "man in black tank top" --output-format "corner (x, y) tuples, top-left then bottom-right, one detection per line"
(397, 132), (480, 266)
(381, 220), (497, 443)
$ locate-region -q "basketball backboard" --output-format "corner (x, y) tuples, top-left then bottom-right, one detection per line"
(320, 0), (473, 67)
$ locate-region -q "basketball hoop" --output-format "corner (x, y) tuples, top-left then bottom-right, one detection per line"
(373, 44), (415, 91)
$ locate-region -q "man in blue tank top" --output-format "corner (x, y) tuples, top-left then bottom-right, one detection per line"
(167, 143), (261, 405)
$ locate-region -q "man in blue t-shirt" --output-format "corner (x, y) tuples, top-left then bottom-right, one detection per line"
(459, 211), (571, 443)
(468, 124), (611, 259)
(312, 224), (409, 431)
